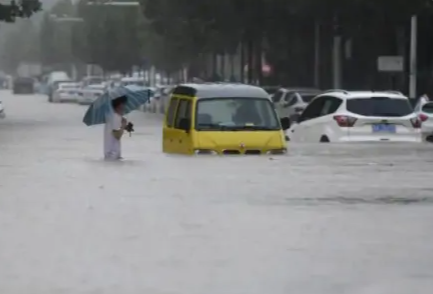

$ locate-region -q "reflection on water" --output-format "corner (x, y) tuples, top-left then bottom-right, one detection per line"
(281, 196), (433, 205)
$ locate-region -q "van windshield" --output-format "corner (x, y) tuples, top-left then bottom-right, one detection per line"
(195, 97), (280, 131)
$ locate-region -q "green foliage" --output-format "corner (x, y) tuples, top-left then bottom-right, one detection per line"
(74, 0), (143, 72)
(39, 0), (76, 66)
(0, 18), (40, 72)
(0, 0), (42, 22)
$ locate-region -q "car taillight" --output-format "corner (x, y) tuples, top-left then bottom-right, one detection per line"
(410, 117), (422, 128)
(333, 115), (357, 127)
(419, 113), (428, 122)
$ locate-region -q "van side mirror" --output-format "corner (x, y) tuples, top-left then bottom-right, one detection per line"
(280, 117), (291, 130)
(179, 118), (191, 132)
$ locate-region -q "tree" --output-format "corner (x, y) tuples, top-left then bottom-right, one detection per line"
(0, 0), (42, 22)
(0, 18), (40, 73)
(39, 0), (76, 67)
(74, 0), (144, 73)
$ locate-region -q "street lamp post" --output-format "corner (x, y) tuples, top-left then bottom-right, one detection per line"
(409, 15), (417, 99)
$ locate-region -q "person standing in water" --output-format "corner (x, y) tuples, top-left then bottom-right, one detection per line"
(104, 96), (128, 160)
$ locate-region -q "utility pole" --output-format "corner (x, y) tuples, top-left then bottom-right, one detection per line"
(313, 20), (320, 88)
(332, 14), (342, 88)
(409, 15), (417, 99)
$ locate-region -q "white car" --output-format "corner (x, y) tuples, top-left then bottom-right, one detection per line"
(0, 100), (5, 119)
(271, 88), (322, 119)
(52, 82), (81, 103)
(288, 90), (421, 143)
(77, 84), (106, 105)
(120, 77), (147, 87)
(414, 98), (433, 141)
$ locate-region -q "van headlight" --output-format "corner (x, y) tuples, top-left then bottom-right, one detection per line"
(266, 148), (287, 155)
(194, 149), (217, 155)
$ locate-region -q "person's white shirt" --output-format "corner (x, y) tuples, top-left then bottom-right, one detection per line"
(104, 111), (122, 159)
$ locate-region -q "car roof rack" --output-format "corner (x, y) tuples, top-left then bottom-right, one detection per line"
(323, 89), (349, 94)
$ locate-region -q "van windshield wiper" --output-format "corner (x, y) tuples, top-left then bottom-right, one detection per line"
(229, 125), (278, 130)
(196, 123), (233, 130)
(196, 124), (277, 131)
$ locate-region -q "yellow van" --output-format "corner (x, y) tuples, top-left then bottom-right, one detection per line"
(162, 83), (291, 155)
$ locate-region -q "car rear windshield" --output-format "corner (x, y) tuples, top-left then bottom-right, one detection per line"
(346, 97), (413, 117)
(422, 102), (433, 113)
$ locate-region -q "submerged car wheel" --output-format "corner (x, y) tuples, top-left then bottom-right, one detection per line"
(320, 135), (330, 143)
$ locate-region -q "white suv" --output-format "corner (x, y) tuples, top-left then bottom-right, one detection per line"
(288, 90), (421, 143)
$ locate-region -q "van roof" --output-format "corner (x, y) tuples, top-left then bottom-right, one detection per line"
(173, 83), (269, 99)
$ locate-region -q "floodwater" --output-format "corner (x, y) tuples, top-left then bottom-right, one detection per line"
(1, 92), (433, 294)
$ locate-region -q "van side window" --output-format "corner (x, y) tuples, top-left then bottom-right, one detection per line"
(174, 99), (192, 129)
(166, 98), (179, 127)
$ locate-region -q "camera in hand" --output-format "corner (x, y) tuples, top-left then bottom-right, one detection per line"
(125, 122), (134, 133)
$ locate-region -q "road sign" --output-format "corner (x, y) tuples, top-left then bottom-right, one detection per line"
(377, 56), (404, 72)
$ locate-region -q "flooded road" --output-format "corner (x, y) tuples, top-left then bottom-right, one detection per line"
(1, 92), (433, 293)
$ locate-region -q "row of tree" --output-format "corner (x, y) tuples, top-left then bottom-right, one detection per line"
(0, 0), (41, 22)
(3, 0), (433, 88)
(139, 0), (433, 86)
(0, 0), (143, 75)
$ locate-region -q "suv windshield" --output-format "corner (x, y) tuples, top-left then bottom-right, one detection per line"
(347, 97), (413, 117)
(195, 97), (280, 131)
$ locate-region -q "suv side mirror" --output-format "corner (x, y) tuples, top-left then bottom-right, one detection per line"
(179, 118), (191, 132)
(280, 117), (291, 130)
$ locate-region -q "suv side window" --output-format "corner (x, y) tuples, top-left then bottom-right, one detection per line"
(166, 97), (179, 127)
(286, 92), (299, 106)
(319, 96), (342, 116)
(174, 99), (192, 129)
(299, 97), (325, 122)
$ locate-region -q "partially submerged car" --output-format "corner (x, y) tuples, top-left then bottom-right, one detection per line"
(52, 82), (81, 103)
(77, 84), (107, 105)
(0, 100), (5, 119)
(13, 77), (35, 94)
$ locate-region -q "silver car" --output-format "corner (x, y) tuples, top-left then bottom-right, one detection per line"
(414, 99), (433, 141)
(272, 88), (322, 120)
(0, 100), (5, 119)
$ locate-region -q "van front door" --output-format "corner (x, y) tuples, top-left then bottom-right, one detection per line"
(173, 98), (193, 154)
(163, 97), (179, 153)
